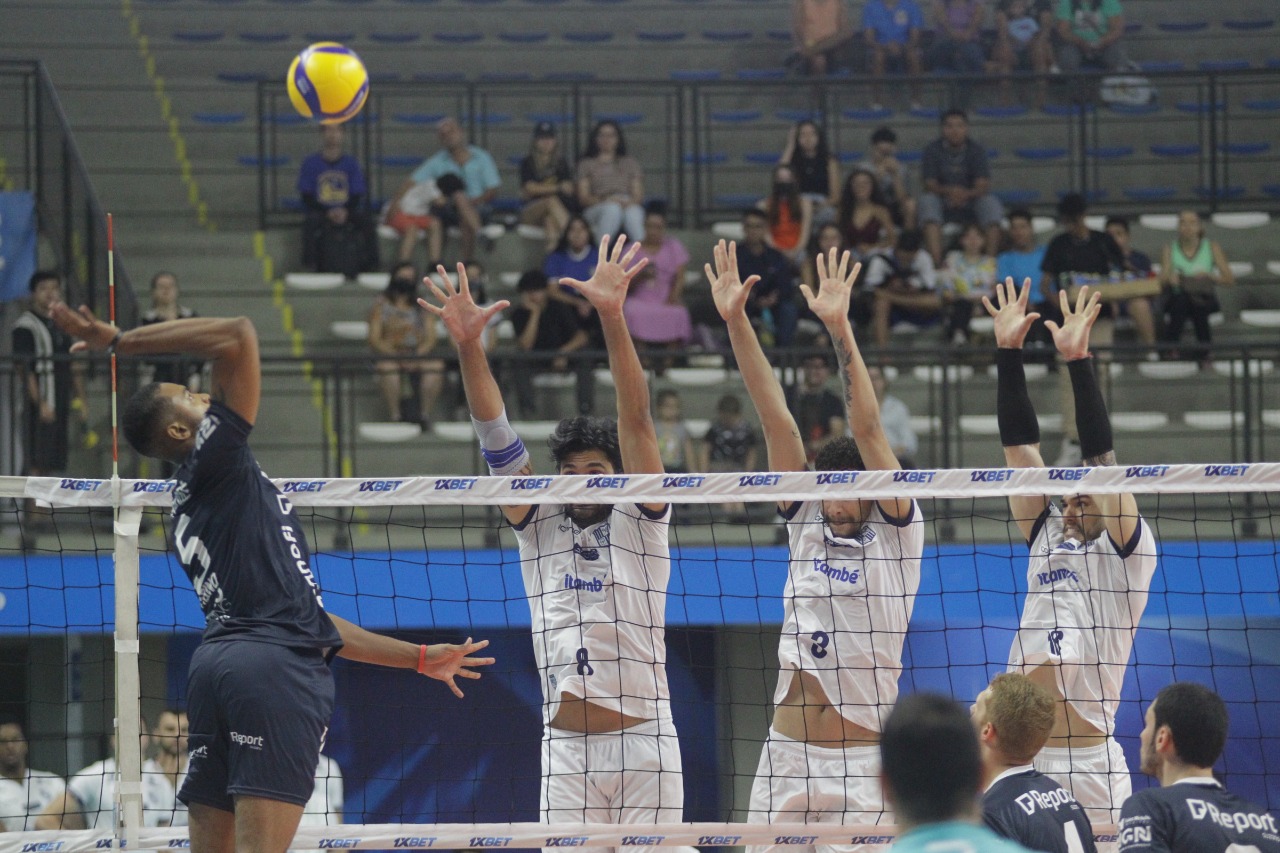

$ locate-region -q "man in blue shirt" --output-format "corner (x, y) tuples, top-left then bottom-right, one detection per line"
(862, 0), (925, 109)
(394, 117), (501, 262)
(297, 124), (377, 277)
(882, 693), (1036, 852)
(49, 303), (494, 853)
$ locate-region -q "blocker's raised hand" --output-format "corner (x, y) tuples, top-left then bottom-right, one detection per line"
(705, 239), (759, 322)
(799, 247), (862, 327)
(419, 263), (509, 347)
(559, 234), (649, 317)
(982, 277), (1041, 350)
(1046, 285), (1102, 361)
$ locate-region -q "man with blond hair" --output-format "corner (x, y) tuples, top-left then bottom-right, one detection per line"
(975, 673), (1096, 853)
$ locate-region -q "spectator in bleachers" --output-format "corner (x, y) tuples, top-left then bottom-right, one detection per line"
(298, 124), (377, 278)
(919, 109), (1004, 265)
(383, 172), (442, 266)
(738, 208), (800, 347)
(869, 365), (918, 468)
(801, 223), (855, 331)
(941, 221), (998, 344)
(0, 714), (65, 832)
(1054, 0), (1131, 74)
(625, 204), (693, 364)
(790, 0), (856, 76)
(867, 229), (942, 347)
(367, 263), (444, 427)
(518, 122), (575, 254)
(1105, 214), (1158, 348)
(862, 0), (925, 109)
(654, 389), (697, 474)
(700, 393), (759, 521)
(140, 271), (202, 392)
(509, 270), (592, 418)
(761, 164), (813, 262)
(779, 120), (841, 227)
(838, 168), (897, 259)
(993, 0), (1053, 104)
(403, 117), (501, 263)
(857, 126), (917, 227)
(1160, 210), (1235, 367)
(544, 215), (603, 344)
(996, 207), (1048, 346)
(927, 0), (989, 75)
(576, 120), (646, 242)
(787, 353), (847, 462)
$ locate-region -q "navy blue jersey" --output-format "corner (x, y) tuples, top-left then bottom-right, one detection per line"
(1118, 780), (1280, 852)
(172, 401), (342, 653)
(984, 767), (1098, 853)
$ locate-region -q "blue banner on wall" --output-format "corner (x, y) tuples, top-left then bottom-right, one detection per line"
(0, 192), (36, 302)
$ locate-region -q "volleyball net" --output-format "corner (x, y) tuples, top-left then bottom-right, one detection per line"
(1, 465), (1277, 851)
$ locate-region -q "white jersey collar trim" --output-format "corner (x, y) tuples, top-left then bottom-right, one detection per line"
(1172, 776), (1222, 788)
(985, 764), (1037, 792)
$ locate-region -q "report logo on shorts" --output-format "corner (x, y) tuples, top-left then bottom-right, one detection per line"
(188, 744), (208, 762)
(434, 477), (477, 491)
(971, 469), (1013, 483)
(283, 480), (325, 493)
(133, 480), (176, 493)
(359, 479), (405, 492)
(467, 838), (512, 848)
(393, 837), (438, 848)
(1125, 465), (1169, 479)
(59, 478), (103, 492)
(739, 473), (781, 488)
(585, 476), (629, 489)
(1204, 464), (1249, 477)
(1048, 468), (1088, 481)
(662, 475), (705, 488)
(230, 731), (264, 749)
(511, 476), (553, 490)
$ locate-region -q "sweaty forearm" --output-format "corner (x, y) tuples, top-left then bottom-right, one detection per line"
(826, 317), (881, 441)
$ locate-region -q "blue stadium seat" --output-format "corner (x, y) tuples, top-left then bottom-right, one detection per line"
(280, 198), (306, 212)
(392, 112), (446, 125)
(1151, 143), (1200, 157)
(433, 32), (484, 43)
(986, 148), (1000, 160)
(369, 72), (401, 83)
(505, 155), (524, 167)
(842, 107), (892, 121)
(836, 151), (866, 163)
(683, 153), (728, 164)
(237, 155), (290, 168)
(1042, 103), (1092, 116)
(713, 194), (761, 208)
(217, 71), (271, 83)
(268, 0), (312, 4)
(1015, 147), (1066, 161)
(909, 106), (941, 119)
(192, 112), (246, 125)
(1200, 60), (1251, 71)
(526, 112), (575, 125)
(1122, 186), (1177, 201)
(523, 0), (565, 4)
(593, 112), (644, 125)
(1156, 21), (1208, 33)
(995, 189), (1040, 205)
(1243, 98), (1280, 112)
(896, 151), (923, 163)
(1220, 142), (1270, 156)
(703, 30), (752, 42)
(381, 155), (421, 168)
(736, 68), (787, 80)
(709, 110), (762, 123)
(499, 32), (548, 43)
(638, 31), (687, 42)
(1222, 19), (1274, 31)
(266, 113), (309, 125)
(412, 71), (466, 82)
(776, 109), (822, 122)
(369, 32), (421, 43)
(563, 31), (613, 43)
(479, 72), (530, 83)
(670, 70), (722, 80)
(491, 198), (523, 214)
(239, 32), (290, 43)
(1086, 146), (1133, 159)
(744, 152), (779, 165)
(974, 105), (1028, 119)
(467, 112), (513, 124)
(305, 32), (355, 42)
(1056, 189), (1108, 202)
(1262, 184), (1280, 198)
(1109, 102), (1161, 115)
(586, 0), (627, 5)
(1138, 60), (1185, 72)
(1176, 100), (1225, 113)
(544, 71), (597, 82)
(766, 30), (792, 41)
(1195, 185), (1246, 201)
(173, 31), (225, 42)
(1123, 21), (1141, 34)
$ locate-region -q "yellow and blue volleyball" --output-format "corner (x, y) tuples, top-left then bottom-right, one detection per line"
(286, 42), (369, 124)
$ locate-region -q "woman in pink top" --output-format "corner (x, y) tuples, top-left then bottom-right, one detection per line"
(927, 0), (987, 73)
(623, 206), (692, 358)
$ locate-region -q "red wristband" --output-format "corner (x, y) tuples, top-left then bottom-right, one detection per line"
(417, 644), (427, 675)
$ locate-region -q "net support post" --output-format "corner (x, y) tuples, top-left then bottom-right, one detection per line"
(113, 503), (144, 847)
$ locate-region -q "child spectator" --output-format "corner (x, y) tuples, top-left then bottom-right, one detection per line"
(761, 164), (813, 262)
(941, 222), (998, 344)
(654, 389), (697, 474)
(780, 120), (842, 226)
(701, 394), (759, 521)
(383, 175), (442, 266)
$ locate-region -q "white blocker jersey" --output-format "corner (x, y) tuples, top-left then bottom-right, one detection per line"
(513, 503), (674, 726)
(0, 767), (65, 831)
(66, 758), (186, 829)
(1008, 504), (1159, 734)
(774, 500), (924, 733)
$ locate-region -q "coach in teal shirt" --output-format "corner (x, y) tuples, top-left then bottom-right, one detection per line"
(882, 694), (1036, 853)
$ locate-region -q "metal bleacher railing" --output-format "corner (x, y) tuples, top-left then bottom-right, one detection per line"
(0, 60), (137, 328)
(254, 67), (1280, 229)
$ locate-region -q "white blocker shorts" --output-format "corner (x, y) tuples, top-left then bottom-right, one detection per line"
(1034, 738), (1131, 826)
(747, 727), (892, 853)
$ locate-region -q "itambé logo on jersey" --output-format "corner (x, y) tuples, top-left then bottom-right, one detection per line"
(813, 557), (862, 585)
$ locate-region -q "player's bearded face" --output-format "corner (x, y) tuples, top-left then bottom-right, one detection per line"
(1061, 494), (1103, 541)
(559, 450), (616, 527)
(822, 499), (871, 537)
(1137, 703), (1160, 776)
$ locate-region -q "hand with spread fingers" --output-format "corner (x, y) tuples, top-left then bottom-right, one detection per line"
(799, 247), (862, 328)
(705, 239), (759, 323)
(418, 263), (510, 347)
(49, 302), (118, 352)
(981, 277), (1042, 350)
(1046, 285), (1102, 361)
(418, 637), (495, 699)
(557, 234), (649, 317)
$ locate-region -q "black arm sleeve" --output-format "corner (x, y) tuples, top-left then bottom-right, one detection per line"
(996, 347), (1040, 447)
(1068, 356), (1114, 462)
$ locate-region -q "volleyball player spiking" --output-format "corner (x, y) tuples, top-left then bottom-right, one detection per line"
(984, 279), (1159, 825)
(421, 237), (690, 853)
(707, 241), (923, 853)
(49, 305), (492, 853)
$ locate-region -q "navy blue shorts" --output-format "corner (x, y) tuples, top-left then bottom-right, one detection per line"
(179, 640), (334, 811)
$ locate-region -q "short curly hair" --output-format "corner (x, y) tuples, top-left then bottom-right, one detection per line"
(814, 436), (865, 473)
(122, 383), (173, 459)
(548, 416), (623, 472)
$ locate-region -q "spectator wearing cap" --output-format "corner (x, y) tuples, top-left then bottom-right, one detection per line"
(518, 122), (575, 254)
